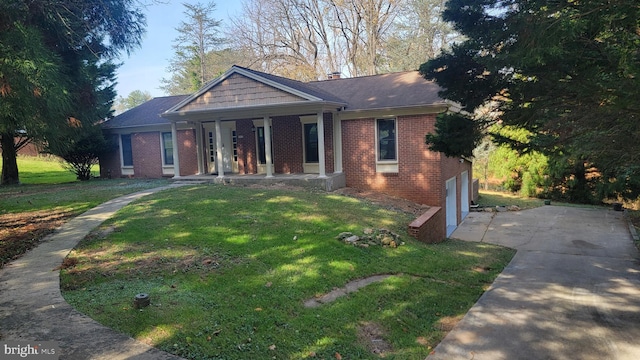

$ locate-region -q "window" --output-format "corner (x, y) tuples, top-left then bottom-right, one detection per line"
(121, 134), (133, 166)
(162, 132), (174, 165)
(377, 119), (396, 161)
(304, 123), (319, 163)
(256, 126), (273, 164)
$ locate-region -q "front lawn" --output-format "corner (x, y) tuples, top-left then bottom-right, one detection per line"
(0, 177), (170, 267)
(62, 185), (514, 359)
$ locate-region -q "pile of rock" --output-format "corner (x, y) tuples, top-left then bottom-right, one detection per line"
(335, 228), (405, 248)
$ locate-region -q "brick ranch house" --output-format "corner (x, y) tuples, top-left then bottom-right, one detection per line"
(100, 65), (473, 242)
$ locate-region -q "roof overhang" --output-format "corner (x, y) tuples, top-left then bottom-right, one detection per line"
(162, 100), (346, 122)
(339, 103), (450, 120)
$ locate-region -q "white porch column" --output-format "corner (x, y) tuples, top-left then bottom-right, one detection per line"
(194, 122), (204, 175)
(171, 122), (181, 178)
(317, 112), (327, 178)
(215, 119), (224, 178)
(263, 116), (274, 178)
(333, 112), (343, 173)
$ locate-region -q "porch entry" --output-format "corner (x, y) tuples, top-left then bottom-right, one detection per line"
(203, 122), (238, 174)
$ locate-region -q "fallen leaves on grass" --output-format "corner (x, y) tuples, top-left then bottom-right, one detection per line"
(0, 209), (75, 268)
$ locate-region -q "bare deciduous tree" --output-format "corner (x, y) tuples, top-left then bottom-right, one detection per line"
(228, 0), (457, 79)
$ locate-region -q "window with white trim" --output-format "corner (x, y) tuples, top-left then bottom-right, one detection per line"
(377, 118), (397, 161)
(161, 132), (174, 165)
(376, 118), (398, 173)
(121, 134), (133, 167)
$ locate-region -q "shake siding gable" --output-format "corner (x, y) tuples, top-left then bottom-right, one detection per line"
(181, 74), (305, 111)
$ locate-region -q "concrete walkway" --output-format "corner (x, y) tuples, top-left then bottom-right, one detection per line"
(0, 185), (188, 360)
(428, 205), (640, 360)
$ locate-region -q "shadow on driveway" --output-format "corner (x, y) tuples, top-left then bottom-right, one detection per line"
(428, 206), (640, 360)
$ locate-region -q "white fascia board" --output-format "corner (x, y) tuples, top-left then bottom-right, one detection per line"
(162, 100), (344, 122)
(339, 103), (449, 120)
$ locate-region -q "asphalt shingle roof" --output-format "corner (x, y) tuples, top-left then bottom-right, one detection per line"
(102, 95), (189, 129)
(104, 67), (444, 129)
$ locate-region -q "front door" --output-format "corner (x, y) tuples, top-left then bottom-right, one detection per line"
(204, 122), (237, 174)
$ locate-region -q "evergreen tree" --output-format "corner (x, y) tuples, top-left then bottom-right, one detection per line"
(160, 1), (226, 95)
(420, 0), (640, 202)
(0, 0), (145, 185)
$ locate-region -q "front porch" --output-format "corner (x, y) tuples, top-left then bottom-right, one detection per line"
(173, 172), (346, 192)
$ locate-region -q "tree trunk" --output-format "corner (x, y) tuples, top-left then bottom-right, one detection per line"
(1, 132), (20, 185)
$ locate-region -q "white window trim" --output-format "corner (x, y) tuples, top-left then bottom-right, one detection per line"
(119, 134), (134, 175)
(375, 118), (398, 173)
(160, 132), (174, 175)
(300, 115), (319, 173)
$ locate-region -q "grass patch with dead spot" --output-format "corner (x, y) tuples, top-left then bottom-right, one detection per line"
(61, 184), (514, 359)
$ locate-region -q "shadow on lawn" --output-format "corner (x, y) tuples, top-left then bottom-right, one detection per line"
(61, 185), (512, 359)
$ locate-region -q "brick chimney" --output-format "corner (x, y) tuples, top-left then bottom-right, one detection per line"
(327, 71), (342, 80)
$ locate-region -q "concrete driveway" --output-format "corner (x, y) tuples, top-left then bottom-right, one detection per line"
(428, 205), (640, 360)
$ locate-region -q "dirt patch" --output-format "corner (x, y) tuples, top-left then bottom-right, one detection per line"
(436, 314), (464, 332)
(357, 322), (393, 357)
(333, 188), (429, 216)
(304, 274), (393, 308)
(61, 243), (243, 291)
(0, 209), (76, 268)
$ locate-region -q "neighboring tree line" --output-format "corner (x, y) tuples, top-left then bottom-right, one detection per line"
(421, 0), (640, 203)
(0, 0), (145, 184)
(160, 0), (460, 95)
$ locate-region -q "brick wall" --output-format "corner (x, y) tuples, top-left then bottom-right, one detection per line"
(99, 134), (122, 178)
(177, 129), (198, 176)
(408, 207), (445, 243)
(235, 114), (334, 175)
(132, 132), (162, 178)
(341, 114), (443, 206)
(99, 129), (198, 178)
(273, 115), (303, 174)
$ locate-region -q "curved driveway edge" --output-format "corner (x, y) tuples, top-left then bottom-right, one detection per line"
(0, 184), (189, 360)
(428, 206), (640, 360)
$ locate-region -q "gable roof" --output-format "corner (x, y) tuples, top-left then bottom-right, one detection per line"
(105, 66), (447, 129)
(102, 95), (188, 129)
(164, 65), (347, 115)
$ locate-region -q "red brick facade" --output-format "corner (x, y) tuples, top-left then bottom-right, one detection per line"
(408, 206), (445, 244)
(99, 129), (197, 178)
(341, 114), (466, 208)
(100, 112), (471, 243)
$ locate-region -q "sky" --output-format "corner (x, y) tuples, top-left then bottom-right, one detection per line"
(114, 0), (243, 99)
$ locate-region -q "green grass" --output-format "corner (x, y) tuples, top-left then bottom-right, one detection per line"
(0, 155), (99, 184)
(0, 178), (171, 215)
(61, 185), (515, 359)
(0, 156), (171, 267)
(476, 190), (545, 209)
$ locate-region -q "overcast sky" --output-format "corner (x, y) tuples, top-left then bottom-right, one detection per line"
(114, 0), (242, 99)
